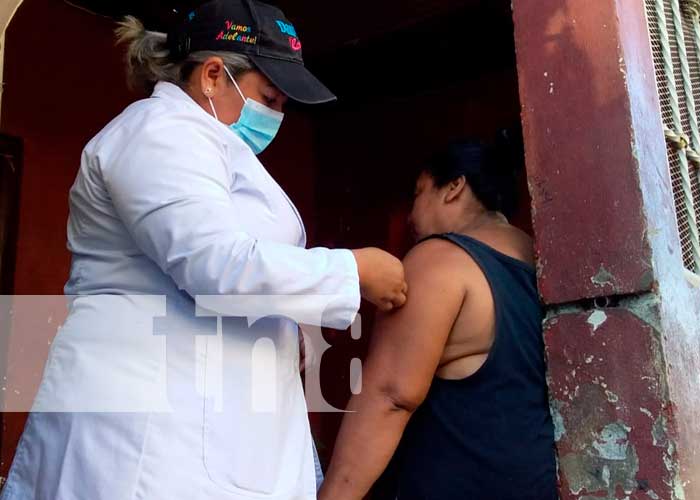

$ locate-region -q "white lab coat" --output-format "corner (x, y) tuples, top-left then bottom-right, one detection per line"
(0, 82), (360, 500)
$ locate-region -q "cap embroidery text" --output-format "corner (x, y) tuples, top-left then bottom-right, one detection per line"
(289, 37), (302, 51)
(275, 20), (297, 38)
(216, 21), (256, 44)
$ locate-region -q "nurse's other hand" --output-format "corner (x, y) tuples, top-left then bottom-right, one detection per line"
(352, 248), (408, 312)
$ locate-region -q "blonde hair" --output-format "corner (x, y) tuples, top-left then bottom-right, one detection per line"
(115, 16), (253, 92)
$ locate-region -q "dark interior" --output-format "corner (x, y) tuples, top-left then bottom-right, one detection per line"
(263, 0), (525, 472)
(0, 136), (22, 296)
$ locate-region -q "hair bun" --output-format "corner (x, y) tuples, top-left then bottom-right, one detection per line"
(423, 128), (524, 219)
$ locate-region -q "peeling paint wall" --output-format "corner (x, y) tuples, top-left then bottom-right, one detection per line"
(513, 0), (700, 498)
(545, 310), (683, 499)
(512, 0), (655, 306)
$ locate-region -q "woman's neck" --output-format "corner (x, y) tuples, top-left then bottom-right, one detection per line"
(449, 210), (507, 236)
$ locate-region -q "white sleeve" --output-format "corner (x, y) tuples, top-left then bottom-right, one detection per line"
(103, 118), (360, 329)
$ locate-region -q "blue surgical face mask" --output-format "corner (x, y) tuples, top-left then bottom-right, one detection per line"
(207, 66), (285, 155)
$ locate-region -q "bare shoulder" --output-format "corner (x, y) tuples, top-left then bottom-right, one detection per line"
(402, 237), (476, 286)
(469, 224), (535, 267)
(504, 225), (535, 262)
(386, 238), (471, 330)
(405, 237), (470, 267)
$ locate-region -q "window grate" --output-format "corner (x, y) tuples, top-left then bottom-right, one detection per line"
(682, 16), (700, 147)
(644, 0), (700, 273)
(693, 169), (700, 244)
(670, 147), (697, 269)
(668, 3), (693, 135)
(647, 0), (676, 129)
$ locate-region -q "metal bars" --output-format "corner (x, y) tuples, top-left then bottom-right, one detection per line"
(645, 0), (700, 272)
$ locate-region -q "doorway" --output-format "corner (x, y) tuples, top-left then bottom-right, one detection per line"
(266, 0), (528, 477)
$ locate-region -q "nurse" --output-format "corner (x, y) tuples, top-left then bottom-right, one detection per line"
(0, 1), (406, 499)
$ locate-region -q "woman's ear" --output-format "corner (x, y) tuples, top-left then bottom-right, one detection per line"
(200, 57), (225, 97)
(444, 176), (467, 203)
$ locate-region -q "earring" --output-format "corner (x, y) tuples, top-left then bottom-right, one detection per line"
(205, 87), (213, 96)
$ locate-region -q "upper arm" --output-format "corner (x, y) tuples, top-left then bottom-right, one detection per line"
(361, 238), (468, 409)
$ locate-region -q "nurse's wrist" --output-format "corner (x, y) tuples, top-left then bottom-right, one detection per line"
(350, 249), (368, 293)
(350, 248), (407, 312)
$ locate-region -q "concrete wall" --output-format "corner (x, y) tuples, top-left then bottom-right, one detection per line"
(513, 0), (700, 498)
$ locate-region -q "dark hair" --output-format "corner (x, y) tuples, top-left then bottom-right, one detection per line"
(423, 128), (524, 218)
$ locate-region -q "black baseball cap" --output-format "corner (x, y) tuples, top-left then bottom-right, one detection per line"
(168, 0), (336, 104)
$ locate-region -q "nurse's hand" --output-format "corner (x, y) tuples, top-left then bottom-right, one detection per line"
(352, 248), (408, 312)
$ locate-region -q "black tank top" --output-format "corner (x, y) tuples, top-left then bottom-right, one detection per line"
(374, 233), (557, 500)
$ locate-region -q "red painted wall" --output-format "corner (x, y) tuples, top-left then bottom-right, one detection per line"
(1, 0), (140, 295)
(0, 0), (140, 474)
